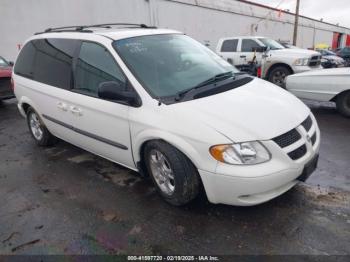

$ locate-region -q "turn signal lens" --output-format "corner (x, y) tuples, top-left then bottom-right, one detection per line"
(209, 145), (230, 163)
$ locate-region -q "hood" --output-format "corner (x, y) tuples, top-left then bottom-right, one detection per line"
(323, 55), (344, 62)
(173, 78), (310, 142)
(288, 67), (350, 78)
(272, 48), (320, 57)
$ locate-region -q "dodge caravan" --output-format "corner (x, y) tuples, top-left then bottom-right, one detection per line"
(13, 24), (320, 206)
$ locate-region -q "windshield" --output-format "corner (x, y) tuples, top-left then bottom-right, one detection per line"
(324, 50), (336, 56)
(113, 34), (239, 98)
(258, 38), (285, 50)
(0, 57), (8, 66)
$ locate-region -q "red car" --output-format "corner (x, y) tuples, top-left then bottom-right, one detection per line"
(0, 56), (14, 101)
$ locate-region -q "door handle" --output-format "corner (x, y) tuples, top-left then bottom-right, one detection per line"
(240, 55), (247, 58)
(70, 106), (83, 116)
(57, 102), (68, 111)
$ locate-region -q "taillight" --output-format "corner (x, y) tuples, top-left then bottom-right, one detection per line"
(10, 77), (15, 90)
(257, 67), (262, 78)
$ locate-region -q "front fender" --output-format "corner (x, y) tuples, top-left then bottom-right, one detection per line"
(132, 129), (218, 173)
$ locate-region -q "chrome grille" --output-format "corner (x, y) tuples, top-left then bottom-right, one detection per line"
(311, 132), (317, 145)
(308, 55), (321, 67)
(301, 116), (312, 131)
(272, 129), (301, 148)
(272, 115), (317, 161)
(288, 144), (307, 160)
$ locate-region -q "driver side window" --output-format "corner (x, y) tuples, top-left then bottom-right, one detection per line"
(74, 41), (126, 96)
(241, 39), (261, 52)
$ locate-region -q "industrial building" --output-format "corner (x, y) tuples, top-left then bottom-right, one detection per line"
(1, 0), (350, 60)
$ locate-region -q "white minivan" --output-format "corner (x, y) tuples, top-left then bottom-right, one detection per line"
(13, 24), (320, 206)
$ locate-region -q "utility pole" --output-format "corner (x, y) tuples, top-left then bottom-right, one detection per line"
(293, 0), (300, 45)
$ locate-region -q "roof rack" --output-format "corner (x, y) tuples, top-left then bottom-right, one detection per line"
(35, 23), (157, 35)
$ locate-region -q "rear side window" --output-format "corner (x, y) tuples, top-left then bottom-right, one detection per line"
(14, 38), (78, 89)
(241, 39), (261, 52)
(221, 39), (238, 52)
(14, 41), (36, 78)
(32, 39), (77, 89)
(74, 41), (126, 96)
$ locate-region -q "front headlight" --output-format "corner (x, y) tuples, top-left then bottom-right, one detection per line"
(210, 142), (271, 165)
(293, 58), (309, 66)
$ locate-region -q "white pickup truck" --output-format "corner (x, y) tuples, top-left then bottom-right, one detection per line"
(216, 36), (322, 87)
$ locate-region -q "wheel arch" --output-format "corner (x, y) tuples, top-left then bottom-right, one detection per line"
(330, 89), (350, 102)
(133, 130), (205, 175)
(17, 96), (39, 117)
(265, 63), (294, 79)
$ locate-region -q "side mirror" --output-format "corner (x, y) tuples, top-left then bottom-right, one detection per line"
(98, 81), (141, 107)
(252, 46), (267, 52)
(8, 61), (14, 66)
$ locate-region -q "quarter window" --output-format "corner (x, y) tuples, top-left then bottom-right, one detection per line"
(221, 39), (238, 52)
(74, 42), (126, 96)
(32, 39), (77, 89)
(15, 39), (77, 89)
(241, 39), (261, 52)
(14, 41), (36, 79)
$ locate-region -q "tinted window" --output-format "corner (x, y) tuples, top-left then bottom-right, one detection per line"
(74, 42), (126, 96)
(221, 39), (238, 52)
(32, 39), (77, 89)
(241, 39), (261, 52)
(15, 39), (77, 88)
(14, 41), (36, 78)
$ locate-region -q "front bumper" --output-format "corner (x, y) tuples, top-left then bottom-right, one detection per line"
(198, 115), (321, 206)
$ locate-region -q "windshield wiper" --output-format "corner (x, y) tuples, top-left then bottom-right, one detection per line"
(175, 71), (234, 101)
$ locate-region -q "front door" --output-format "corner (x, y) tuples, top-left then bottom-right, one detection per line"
(68, 41), (135, 169)
(238, 38), (263, 65)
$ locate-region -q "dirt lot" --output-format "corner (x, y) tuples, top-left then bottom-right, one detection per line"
(0, 99), (349, 256)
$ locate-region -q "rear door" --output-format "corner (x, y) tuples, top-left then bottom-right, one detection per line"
(14, 38), (80, 143)
(67, 41), (135, 169)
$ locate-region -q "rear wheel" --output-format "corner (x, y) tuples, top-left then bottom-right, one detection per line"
(144, 140), (200, 206)
(268, 66), (292, 88)
(27, 107), (57, 146)
(336, 91), (350, 117)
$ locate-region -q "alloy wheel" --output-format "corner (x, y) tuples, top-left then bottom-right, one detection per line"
(149, 149), (175, 195)
(29, 112), (43, 141)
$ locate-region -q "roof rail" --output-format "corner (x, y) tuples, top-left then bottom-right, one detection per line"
(34, 23), (157, 35)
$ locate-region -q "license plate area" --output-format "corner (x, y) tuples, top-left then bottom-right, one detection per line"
(298, 154), (319, 182)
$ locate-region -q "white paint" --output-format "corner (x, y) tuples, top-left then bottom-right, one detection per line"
(14, 29), (320, 206)
(286, 68), (350, 101)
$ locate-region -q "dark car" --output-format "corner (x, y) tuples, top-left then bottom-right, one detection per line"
(336, 47), (350, 66)
(0, 56), (14, 101)
(317, 49), (345, 68)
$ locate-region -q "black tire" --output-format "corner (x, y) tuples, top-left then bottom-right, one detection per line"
(336, 91), (350, 117)
(268, 66), (292, 88)
(144, 140), (200, 206)
(26, 107), (57, 146)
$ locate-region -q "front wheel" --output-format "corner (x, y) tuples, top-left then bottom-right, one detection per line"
(144, 140), (200, 206)
(268, 66), (292, 88)
(27, 107), (57, 146)
(336, 91), (350, 117)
